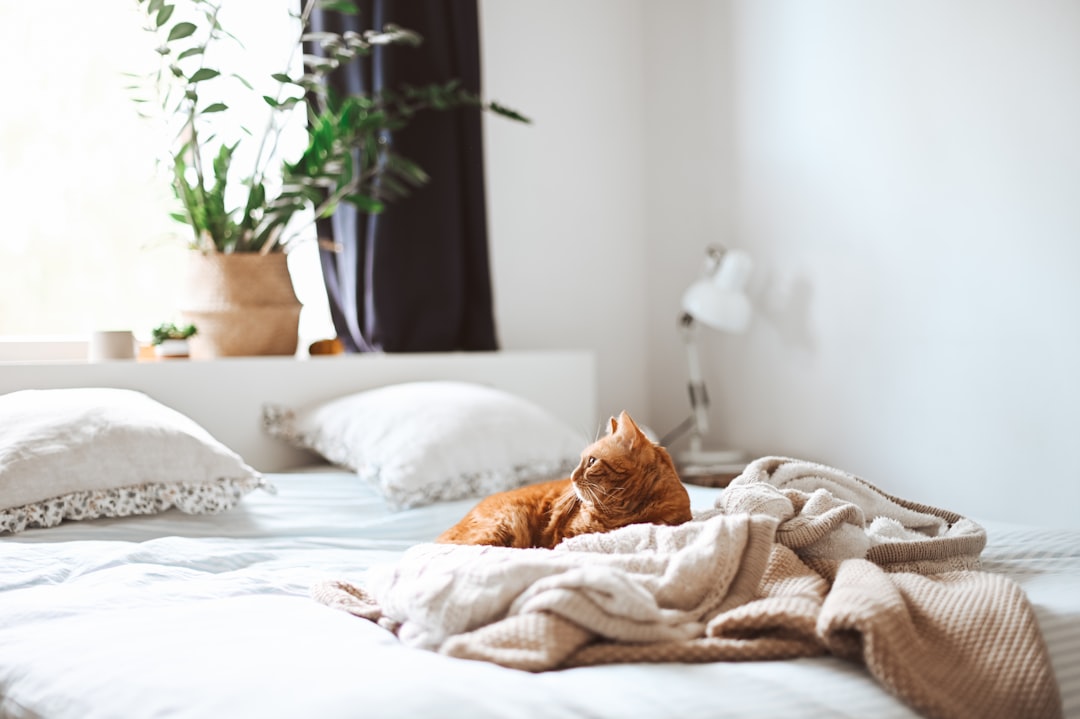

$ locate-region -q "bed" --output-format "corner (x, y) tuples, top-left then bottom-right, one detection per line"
(0, 351), (1077, 719)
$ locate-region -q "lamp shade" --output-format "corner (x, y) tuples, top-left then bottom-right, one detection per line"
(681, 248), (753, 333)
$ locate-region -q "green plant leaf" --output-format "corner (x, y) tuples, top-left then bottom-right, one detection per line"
(378, 174), (411, 200)
(201, 102), (228, 113)
(345, 194), (384, 213)
(177, 47), (205, 60)
(385, 154), (429, 185)
(188, 68), (220, 83)
(271, 73), (294, 84)
(156, 4), (175, 27)
(317, 0), (359, 14)
(167, 22), (197, 41)
(152, 322), (197, 344)
(243, 182), (267, 224)
(488, 101), (532, 124)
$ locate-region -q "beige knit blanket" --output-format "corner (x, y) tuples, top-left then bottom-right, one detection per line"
(313, 456), (1062, 719)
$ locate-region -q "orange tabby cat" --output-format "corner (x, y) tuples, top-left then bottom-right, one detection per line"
(437, 411), (692, 549)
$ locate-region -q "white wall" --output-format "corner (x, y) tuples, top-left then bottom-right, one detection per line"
(720, 0), (1080, 528)
(479, 0), (650, 433)
(481, 1), (1080, 528)
(640, 1), (739, 446)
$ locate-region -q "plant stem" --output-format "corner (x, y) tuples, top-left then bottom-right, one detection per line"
(250, 0), (317, 254)
(186, 2), (224, 251)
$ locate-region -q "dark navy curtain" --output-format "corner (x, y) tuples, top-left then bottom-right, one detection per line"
(308, 0), (497, 352)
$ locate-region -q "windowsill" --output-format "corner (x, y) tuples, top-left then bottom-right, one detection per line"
(0, 337), (314, 364)
(0, 337), (92, 363)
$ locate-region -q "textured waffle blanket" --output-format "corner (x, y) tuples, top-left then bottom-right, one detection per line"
(313, 457), (1062, 719)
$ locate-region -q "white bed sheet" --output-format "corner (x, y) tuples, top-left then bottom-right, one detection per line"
(1, 469), (1076, 719)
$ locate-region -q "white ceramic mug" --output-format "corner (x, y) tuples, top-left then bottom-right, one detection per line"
(88, 330), (136, 362)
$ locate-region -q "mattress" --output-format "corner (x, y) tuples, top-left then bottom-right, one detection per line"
(1, 469), (1077, 719)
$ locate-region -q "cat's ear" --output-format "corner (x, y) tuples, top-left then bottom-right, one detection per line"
(617, 411), (639, 434)
(608, 415), (619, 435)
(615, 411), (647, 447)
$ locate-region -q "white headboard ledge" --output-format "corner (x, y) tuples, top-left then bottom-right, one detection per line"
(0, 350), (598, 471)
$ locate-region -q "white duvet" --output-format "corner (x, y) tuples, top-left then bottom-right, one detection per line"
(1, 470), (1078, 719)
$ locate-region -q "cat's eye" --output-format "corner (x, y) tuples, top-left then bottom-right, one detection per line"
(586, 456), (597, 467)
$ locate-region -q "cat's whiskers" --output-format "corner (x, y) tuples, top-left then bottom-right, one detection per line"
(577, 480), (617, 512)
(588, 483), (627, 501)
(574, 480), (597, 506)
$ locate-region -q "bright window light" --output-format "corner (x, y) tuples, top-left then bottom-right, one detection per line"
(0, 1), (333, 350)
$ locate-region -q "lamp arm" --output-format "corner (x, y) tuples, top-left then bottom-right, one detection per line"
(661, 244), (753, 469)
(680, 313), (709, 441)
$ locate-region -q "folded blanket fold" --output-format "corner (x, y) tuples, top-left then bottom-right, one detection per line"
(313, 456), (1062, 719)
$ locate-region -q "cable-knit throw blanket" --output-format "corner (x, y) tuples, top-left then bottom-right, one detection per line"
(313, 457), (1062, 719)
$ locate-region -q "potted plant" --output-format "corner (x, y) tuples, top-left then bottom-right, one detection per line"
(150, 322), (198, 359)
(130, 0), (527, 357)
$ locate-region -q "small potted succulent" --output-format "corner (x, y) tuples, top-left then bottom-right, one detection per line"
(151, 322), (198, 359)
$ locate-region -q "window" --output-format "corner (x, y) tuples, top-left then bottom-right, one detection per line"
(0, 1), (332, 351)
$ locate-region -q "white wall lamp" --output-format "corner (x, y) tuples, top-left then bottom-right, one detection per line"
(663, 244), (754, 471)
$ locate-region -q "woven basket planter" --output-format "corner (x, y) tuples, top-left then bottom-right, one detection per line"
(180, 252), (302, 359)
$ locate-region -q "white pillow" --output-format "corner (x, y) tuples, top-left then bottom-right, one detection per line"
(263, 381), (587, 509)
(0, 388), (268, 534)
